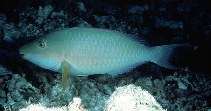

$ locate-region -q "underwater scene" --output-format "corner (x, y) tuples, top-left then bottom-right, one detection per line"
(0, 0), (211, 111)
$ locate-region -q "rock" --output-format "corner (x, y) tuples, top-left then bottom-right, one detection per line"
(77, 2), (87, 13)
(5, 74), (38, 111)
(0, 65), (12, 75)
(155, 18), (183, 30)
(0, 14), (7, 25)
(178, 81), (187, 90)
(135, 77), (153, 92)
(36, 5), (53, 25)
(1, 23), (21, 41)
(127, 5), (149, 14)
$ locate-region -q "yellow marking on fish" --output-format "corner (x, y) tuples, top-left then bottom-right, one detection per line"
(62, 65), (68, 87)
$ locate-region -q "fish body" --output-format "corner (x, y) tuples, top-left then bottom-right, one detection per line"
(19, 27), (182, 76)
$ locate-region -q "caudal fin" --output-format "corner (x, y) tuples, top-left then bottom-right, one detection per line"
(151, 44), (190, 69)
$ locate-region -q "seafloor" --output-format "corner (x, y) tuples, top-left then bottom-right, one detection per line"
(0, 0), (211, 111)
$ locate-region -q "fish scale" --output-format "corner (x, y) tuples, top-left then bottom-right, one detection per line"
(66, 28), (143, 74)
(20, 27), (185, 77)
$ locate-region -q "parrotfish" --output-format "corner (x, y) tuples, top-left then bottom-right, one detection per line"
(19, 27), (184, 85)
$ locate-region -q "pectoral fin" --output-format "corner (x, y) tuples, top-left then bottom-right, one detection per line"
(61, 60), (86, 87)
(62, 64), (68, 87)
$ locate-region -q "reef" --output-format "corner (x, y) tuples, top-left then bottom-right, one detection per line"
(0, 0), (211, 111)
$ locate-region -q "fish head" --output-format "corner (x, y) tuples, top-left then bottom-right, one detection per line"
(19, 36), (64, 71)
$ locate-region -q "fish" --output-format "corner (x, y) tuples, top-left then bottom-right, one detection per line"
(19, 27), (185, 85)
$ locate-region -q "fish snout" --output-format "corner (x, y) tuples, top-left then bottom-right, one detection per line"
(19, 49), (23, 55)
(19, 48), (26, 58)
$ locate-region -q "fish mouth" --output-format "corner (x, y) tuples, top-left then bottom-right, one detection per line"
(19, 51), (28, 61)
(19, 51), (24, 58)
(19, 48), (26, 58)
(19, 53), (24, 57)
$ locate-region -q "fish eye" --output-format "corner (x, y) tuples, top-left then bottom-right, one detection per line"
(38, 40), (46, 48)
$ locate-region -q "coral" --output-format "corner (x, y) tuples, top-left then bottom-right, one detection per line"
(36, 5), (53, 25)
(104, 84), (166, 111)
(20, 97), (87, 111)
(163, 70), (211, 110)
(77, 78), (110, 110)
(0, 20), (21, 43)
(0, 65), (12, 75)
(4, 74), (38, 111)
(20, 84), (165, 111)
(38, 83), (76, 107)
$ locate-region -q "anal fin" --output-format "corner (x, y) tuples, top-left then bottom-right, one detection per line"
(109, 62), (145, 75)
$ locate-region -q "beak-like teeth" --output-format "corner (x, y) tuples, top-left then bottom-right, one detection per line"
(19, 49), (25, 57)
(19, 53), (24, 57)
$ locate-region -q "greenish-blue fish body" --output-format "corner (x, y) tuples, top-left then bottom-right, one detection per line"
(19, 27), (182, 76)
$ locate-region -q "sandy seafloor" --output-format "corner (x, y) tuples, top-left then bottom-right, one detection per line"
(0, 0), (211, 111)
